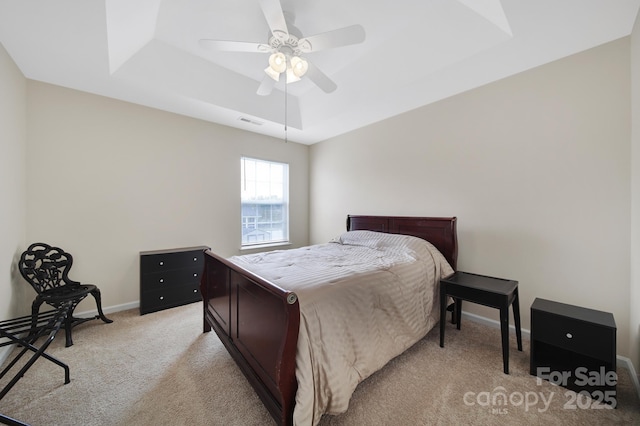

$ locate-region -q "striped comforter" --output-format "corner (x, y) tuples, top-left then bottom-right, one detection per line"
(229, 230), (454, 425)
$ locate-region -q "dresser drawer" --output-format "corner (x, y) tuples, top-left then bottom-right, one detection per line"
(532, 310), (613, 361)
(141, 267), (203, 291)
(141, 284), (201, 314)
(140, 250), (204, 273)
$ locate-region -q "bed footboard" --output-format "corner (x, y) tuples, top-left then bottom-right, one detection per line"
(200, 250), (300, 426)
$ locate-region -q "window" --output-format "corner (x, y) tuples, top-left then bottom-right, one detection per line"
(241, 157), (289, 247)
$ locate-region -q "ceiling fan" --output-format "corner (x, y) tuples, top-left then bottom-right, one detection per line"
(199, 0), (366, 96)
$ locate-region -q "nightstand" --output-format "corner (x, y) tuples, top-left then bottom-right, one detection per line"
(439, 271), (522, 374)
(530, 298), (616, 405)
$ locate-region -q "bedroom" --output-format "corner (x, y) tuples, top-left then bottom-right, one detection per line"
(1, 0), (639, 424)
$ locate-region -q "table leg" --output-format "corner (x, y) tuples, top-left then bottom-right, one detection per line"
(513, 289), (523, 352)
(456, 299), (462, 330)
(500, 305), (510, 374)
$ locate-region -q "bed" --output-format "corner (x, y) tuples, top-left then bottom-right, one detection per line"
(200, 215), (458, 425)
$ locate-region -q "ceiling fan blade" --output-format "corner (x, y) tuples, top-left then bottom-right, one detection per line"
(298, 24), (365, 53)
(199, 39), (270, 53)
(259, 0), (289, 40)
(257, 76), (276, 96)
(305, 61), (337, 93)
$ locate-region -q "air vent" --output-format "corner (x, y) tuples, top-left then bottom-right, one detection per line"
(238, 117), (263, 126)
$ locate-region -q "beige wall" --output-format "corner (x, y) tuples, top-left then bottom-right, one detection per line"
(0, 42), (28, 320)
(631, 13), (640, 372)
(2, 22), (638, 373)
(25, 81), (309, 312)
(310, 39), (633, 361)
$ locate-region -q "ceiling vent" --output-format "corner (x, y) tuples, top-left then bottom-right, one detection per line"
(239, 117), (263, 126)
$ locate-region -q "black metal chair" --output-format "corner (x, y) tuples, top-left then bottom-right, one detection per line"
(18, 243), (113, 347)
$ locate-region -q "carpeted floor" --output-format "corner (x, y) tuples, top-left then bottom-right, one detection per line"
(1, 302), (639, 425)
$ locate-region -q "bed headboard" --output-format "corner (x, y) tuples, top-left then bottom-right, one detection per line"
(346, 215), (458, 270)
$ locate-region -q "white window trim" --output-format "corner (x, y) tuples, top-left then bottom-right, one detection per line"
(240, 156), (290, 248)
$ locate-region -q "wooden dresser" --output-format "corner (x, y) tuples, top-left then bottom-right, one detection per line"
(140, 246), (209, 315)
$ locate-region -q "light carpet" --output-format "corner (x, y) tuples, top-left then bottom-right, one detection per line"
(1, 303), (639, 425)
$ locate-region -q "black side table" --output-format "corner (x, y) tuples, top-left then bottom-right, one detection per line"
(530, 298), (616, 405)
(439, 271), (523, 374)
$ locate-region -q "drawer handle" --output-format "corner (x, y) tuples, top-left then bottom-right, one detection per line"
(159, 279), (164, 283)
(193, 257), (197, 261)
(193, 273), (198, 277)
(159, 296), (164, 300)
(159, 261), (164, 266)
(193, 289), (197, 293)
(566, 333), (573, 339)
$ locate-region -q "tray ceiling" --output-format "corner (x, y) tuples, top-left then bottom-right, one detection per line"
(0, 0), (638, 144)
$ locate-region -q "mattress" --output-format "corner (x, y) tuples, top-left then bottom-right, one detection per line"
(229, 230), (454, 425)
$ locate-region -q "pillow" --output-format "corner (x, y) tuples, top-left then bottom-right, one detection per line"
(330, 230), (392, 249)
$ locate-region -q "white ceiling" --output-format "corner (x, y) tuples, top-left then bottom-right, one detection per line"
(0, 0), (638, 144)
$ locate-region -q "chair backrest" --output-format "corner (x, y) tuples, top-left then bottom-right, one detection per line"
(18, 243), (74, 294)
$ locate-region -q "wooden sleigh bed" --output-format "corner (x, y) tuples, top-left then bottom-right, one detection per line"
(200, 215), (458, 425)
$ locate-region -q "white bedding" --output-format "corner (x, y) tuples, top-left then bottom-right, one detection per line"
(229, 230), (454, 426)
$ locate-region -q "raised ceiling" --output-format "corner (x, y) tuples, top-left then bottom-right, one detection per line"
(0, 0), (638, 144)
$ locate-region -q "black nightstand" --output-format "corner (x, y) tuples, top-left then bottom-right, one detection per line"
(530, 298), (617, 405)
(439, 271), (522, 374)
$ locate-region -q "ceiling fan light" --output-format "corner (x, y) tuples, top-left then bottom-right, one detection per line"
(268, 52), (287, 73)
(264, 66), (280, 82)
(290, 56), (308, 78)
(285, 67), (301, 83)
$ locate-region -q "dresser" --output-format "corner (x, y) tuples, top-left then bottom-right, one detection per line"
(530, 298), (616, 405)
(140, 246), (209, 315)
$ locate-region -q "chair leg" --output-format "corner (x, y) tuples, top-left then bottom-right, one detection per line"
(64, 313), (74, 347)
(30, 299), (44, 337)
(63, 298), (87, 347)
(90, 288), (113, 324)
(33, 297), (75, 347)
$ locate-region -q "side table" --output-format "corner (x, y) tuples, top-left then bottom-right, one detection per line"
(439, 271), (522, 374)
(530, 298), (616, 405)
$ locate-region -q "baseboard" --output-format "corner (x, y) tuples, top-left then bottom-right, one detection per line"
(616, 355), (640, 401)
(460, 310), (640, 401)
(460, 310), (531, 339)
(75, 300), (140, 318)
